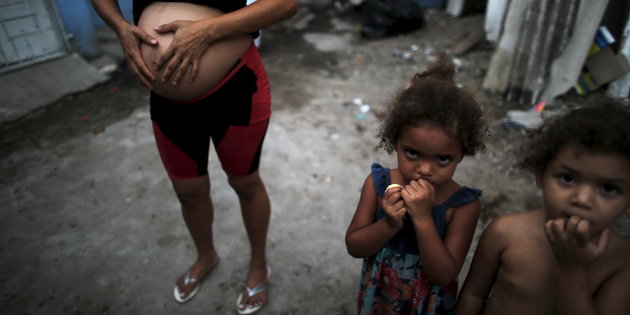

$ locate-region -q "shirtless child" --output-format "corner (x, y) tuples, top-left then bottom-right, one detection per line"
(455, 101), (630, 315)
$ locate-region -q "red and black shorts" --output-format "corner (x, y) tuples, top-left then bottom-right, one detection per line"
(150, 43), (271, 179)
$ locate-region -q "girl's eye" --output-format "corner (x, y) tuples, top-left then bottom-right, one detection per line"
(600, 184), (620, 196)
(437, 156), (452, 165)
(405, 149), (419, 159)
(557, 174), (575, 184)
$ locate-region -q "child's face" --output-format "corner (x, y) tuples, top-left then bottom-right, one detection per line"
(395, 124), (462, 188)
(537, 145), (630, 235)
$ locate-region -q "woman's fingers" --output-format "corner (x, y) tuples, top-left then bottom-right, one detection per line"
(158, 50), (181, 83)
(128, 43), (156, 84)
(153, 21), (181, 34)
(171, 55), (194, 85)
(126, 56), (153, 88)
(141, 30), (158, 46)
(153, 28), (177, 72)
(154, 19), (208, 85)
(188, 59), (200, 84)
(156, 44), (195, 85)
(119, 26), (157, 87)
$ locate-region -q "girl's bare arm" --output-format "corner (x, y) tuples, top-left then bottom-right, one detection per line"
(345, 175), (402, 258)
(455, 218), (506, 315)
(413, 199), (480, 286)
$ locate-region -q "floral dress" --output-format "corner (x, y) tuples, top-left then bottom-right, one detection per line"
(357, 163), (482, 315)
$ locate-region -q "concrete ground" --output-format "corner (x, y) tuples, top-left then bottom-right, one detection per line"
(1, 4), (628, 315)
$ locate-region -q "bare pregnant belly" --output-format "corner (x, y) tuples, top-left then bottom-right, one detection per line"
(138, 2), (252, 100)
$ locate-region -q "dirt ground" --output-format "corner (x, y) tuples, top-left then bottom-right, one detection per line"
(1, 4), (628, 315)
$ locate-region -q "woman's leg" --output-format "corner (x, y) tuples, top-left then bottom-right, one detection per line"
(171, 175), (220, 299)
(228, 170), (271, 309)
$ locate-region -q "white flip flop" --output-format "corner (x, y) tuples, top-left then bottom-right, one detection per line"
(236, 266), (272, 314)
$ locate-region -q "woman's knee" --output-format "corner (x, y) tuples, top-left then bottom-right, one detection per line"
(171, 176), (211, 209)
(227, 172), (264, 200)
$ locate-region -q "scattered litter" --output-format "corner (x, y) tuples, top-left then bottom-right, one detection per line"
(503, 102), (561, 130)
(503, 110), (543, 129)
(392, 50), (413, 60)
(312, 173), (334, 183)
(575, 26), (629, 95)
(344, 98), (372, 120)
(452, 58), (463, 72)
(133, 111), (150, 119)
(476, 65), (489, 75)
(532, 101), (545, 112)
(451, 18), (485, 56)
(81, 115), (89, 121)
(355, 54), (366, 66)
(93, 127), (106, 135)
(357, 0), (425, 39)
(99, 63), (118, 74)
(111, 86), (120, 92)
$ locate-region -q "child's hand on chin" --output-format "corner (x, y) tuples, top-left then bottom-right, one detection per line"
(545, 216), (610, 268)
(401, 178), (434, 221)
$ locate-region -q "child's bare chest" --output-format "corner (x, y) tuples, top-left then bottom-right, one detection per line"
(499, 237), (557, 298)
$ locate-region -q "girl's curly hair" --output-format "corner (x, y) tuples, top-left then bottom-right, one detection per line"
(519, 99), (630, 174)
(376, 53), (487, 156)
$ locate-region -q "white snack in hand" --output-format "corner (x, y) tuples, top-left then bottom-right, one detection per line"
(385, 184), (402, 193)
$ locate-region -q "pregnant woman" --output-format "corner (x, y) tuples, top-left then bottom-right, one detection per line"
(91, 1), (297, 313)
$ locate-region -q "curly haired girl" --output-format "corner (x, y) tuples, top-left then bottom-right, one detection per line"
(346, 53), (487, 314)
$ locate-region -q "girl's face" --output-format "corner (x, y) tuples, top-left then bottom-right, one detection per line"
(537, 145), (630, 235)
(395, 124), (463, 188)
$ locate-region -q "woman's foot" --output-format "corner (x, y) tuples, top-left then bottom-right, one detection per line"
(174, 253), (220, 303)
(237, 264), (271, 314)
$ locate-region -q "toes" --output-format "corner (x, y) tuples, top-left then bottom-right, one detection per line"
(239, 292), (266, 309)
(177, 286), (190, 299)
(238, 293), (248, 310)
(176, 279), (196, 298)
(249, 293), (266, 308)
(254, 295), (266, 306)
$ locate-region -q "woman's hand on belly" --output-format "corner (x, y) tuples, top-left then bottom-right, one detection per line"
(117, 23), (159, 88)
(137, 3), (252, 100)
(152, 19), (215, 86)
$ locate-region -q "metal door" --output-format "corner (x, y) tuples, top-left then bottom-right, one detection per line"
(0, 0), (70, 73)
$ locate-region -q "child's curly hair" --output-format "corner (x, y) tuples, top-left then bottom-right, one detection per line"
(519, 99), (630, 174)
(376, 53), (487, 155)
